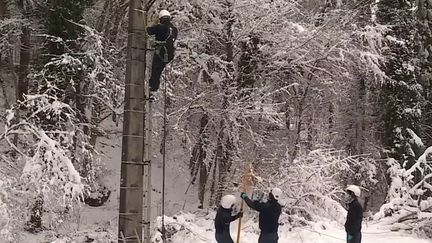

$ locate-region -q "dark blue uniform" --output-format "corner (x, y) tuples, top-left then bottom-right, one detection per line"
(244, 197), (281, 243)
(345, 199), (363, 243)
(147, 23), (178, 92)
(214, 207), (241, 243)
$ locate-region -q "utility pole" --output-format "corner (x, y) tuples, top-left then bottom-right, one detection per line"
(143, 18), (153, 242)
(118, 0), (149, 242)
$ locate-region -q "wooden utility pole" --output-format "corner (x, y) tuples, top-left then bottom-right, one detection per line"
(118, 0), (149, 242)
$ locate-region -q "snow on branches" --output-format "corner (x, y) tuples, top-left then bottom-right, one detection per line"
(159, 0), (388, 208)
(2, 90), (85, 218)
(0, 178), (26, 241)
(0, 18), (24, 56)
(375, 147), (432, 223)
(0, 22), (122, 235)
(258, 149), (375, 224)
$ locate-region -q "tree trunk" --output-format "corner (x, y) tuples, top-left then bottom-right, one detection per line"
(215, 0), (235, 205)
(73, 73), (92, 175)
(104, 0), (129, 44)
(26, 195), (43, 233)
(306, 112), (314, 151)
(11, 0), (30, 148)
(17, 25), (30, 103)
(0, 75), (10, 109)
(328, 102), (334, 130)
(209, 156), (218, 207)
(198, 163), (208, 208)
(96, 0), (111, 32)
(215, 119), (228, 205)
(285, 100), (291, 129)
(0, 0), (8, 108)
(189, 114), (209, 207)
(0, 0), (7, 18)
(417, 0), (432, 146)
(355, 76), (367, 154)
(14, 1), (44, 232)
(291, 86), (309, 160)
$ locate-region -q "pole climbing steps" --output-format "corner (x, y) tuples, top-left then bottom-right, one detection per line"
(143, 32), (155, 243)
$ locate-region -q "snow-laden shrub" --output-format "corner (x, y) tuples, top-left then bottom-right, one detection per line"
(0, 178), (26, 241)
(375, 147), (432, 222)
(279, 149), (350, 223)
(0, 22), (122, 234)
(0, 179), (13, 240)
(255, 149), (377, 224)
(3, 91), (86, 231)
(414, 218), (432, 238)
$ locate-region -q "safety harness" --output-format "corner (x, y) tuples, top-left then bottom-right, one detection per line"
(153, 26), (173, 63)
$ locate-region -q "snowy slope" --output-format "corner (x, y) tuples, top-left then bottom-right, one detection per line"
(77, 118), (200, 228)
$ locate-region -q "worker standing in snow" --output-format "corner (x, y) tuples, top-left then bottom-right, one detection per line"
(241, 188), (282, 243)
(345, 185), (363, 243)
(215, 195), (243, 243)
(147, 10), (178, 101)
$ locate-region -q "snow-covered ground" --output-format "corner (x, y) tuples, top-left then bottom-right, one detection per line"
(154, 212), (431, 243)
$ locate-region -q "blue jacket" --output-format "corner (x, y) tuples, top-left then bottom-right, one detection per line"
(345, 199), (363, 234)
(147, 23), (178, 61)
(215, 207), (241, 234)
(244, 197), (281, 233)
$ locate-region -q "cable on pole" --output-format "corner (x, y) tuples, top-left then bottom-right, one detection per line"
(161, 66), (168, 243)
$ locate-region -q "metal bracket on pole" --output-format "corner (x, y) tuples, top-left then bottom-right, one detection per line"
(122, 135), (145, 139)
(124, 110), (147, 114)
(119, 212), (140, 216)
(121, 160), (150, 165)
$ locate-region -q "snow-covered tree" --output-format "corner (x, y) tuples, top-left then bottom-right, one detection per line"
(153, 0), (388, 208)
(416, 0), (432, 147)
(377, 0), (424, 163)
(375, 146), (432, 227)
(0, 0), (123, 235)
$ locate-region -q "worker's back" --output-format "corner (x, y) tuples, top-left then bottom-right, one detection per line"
(147, 23), (178, 61)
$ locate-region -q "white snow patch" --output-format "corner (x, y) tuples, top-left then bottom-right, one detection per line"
(152, 212), (431, 243)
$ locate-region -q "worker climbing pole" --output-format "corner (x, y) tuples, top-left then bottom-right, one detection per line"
(147, 9), (178, 101)
(146, 8), (178, 243)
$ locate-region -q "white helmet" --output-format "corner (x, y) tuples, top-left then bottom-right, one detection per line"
(159, 10), (171, 19)
(271, 188), (282, 200)
(346, 185), (361, 197)
(221, 195), (237, 209)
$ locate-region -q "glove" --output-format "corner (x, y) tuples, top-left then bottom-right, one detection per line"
(237, 211), (243, 218)
(240, 192), (248, 199)
(150, 15), (159, 26)
(347, 234), (353, 241)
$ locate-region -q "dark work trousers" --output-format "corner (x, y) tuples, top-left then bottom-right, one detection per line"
(258, 233), (278, 243)
(215, 232), (234, 243)
(149, 55), (167, 92)
(347, 232), (362, 243)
